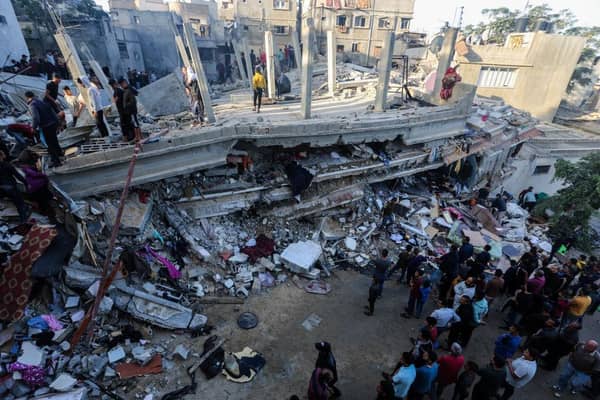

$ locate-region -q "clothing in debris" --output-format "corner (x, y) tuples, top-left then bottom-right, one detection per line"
(284, 162), (314, 197)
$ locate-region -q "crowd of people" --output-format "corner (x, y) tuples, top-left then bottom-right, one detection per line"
(3, 51), (69, 80)
(302, 190), (600, 400)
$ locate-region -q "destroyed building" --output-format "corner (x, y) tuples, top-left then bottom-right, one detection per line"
(457, 30), (586, 122)
(0, 1), (29, 64)
(2, 2), (600, 399)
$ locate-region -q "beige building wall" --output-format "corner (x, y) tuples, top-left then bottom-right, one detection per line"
(217, 0), (298, 51)
(312, 0), (415, 64)
(458, 32), (586, 121)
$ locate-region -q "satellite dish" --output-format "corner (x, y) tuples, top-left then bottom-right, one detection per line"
(429, 35), (444, 54)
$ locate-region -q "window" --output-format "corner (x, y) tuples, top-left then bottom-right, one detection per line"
(336, 44), (344, 52)
(133, 16), (141, 24)
(243, 25), (249, 31)
(354, 16), (368, 28)
(110, 11), (119, 21)
(477, 67), (519, 88)
(400, 18), (411, 30)
(273, 0), (289, 10)
(118, 42), (129, 59)
(351, 42), (359, 52)
(373, 45), (382, 57)
(336, 15), (347, 27)
(222, 2), (229, 8)
(533, 165), (551, 175)
(274, 25), (289, 35)
(0, 15), (7, 25)
(378, 17), (391, 29)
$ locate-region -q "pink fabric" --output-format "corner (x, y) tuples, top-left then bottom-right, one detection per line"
(41, 314), (63, 331)
(8, 362), (46, 386)
(146, 246), (181, 279)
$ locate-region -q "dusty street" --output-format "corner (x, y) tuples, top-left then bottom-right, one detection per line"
(129, 270), (599, 400)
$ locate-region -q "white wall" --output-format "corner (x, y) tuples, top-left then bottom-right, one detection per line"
(501, 154), (571, 197)
(0, 2), (29, 66)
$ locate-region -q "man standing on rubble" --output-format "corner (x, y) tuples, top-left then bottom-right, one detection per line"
(380, 198), (397, 230)
(109, 79), (127, 140)
(252, 66), (266, 113)
(120, 78), (139, 142)
(44, 73), (63, 118)
(62, 86), (83, 127)
(373, 249), (392, 297)
(25, 91), (62, 168)
(78, 76), (109, 138)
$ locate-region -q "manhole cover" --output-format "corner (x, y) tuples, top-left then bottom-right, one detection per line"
(237, 312), (258, 329)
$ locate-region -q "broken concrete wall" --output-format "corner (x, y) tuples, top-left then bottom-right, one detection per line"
(138, 72), (189, 116)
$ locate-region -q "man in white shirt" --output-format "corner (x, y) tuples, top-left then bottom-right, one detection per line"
(78, 76), (109, 137)
(453, 277), (476, 309)
(430, 299), (461, 337)
(62, 86), (84, 127)
(501, 348), (538, 399)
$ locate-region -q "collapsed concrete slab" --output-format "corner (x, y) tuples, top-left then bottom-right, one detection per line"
(104, 195), (153, 236)
(110, 280), (207, 330)
(281, 240), (322, 273)
(137, 72), (189, 117)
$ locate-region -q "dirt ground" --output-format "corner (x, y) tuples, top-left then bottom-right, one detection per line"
(130, 270), (599, 400)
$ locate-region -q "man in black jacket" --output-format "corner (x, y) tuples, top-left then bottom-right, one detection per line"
(26, 91), (61, 167)
(315, 341), (341, 398)
(109, 79), (127, 140)
(119, 78), (139, 141)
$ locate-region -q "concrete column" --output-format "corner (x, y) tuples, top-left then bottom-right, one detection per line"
(264, 31), (276, 99)
(183, 23), (215, 123)
(300, 19), (314, 119)
(54, 30), (90, 110)
(231, 40), (250, 87)
(292, 29), (302, 72)
(432, 28), (458, 99)
(374, 31), (395, 112)
(327, 30), (336, 97)
(241, 38), (254, 83)
(174, 33), (192, 70)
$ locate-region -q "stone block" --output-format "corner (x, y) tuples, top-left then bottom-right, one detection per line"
(281, 240), (322, 273)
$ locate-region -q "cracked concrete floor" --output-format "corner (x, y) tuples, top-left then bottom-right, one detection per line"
(128, 270), (598, 400)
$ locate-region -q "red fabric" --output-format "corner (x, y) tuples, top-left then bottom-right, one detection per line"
(0, 225), (57, 321)
(7, 124), (35, 139)
(437, 354), (465, 385)
(241, 234), (275, 263)
(116, 354), (162, 378)
(440, 67), (462, 100)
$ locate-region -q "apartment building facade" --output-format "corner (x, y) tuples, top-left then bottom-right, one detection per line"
(312, 0), (415, 65)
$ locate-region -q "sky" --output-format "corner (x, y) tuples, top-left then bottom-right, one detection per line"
(94, 0), (599, 34)
(413, 0), (598, 34)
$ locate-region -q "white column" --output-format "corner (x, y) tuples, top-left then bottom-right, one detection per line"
(374, 31), (395, 112)
(264, 31), (276, 99)
(300, 19), (314, 119)
(183, 23), (215, 123)
(327, 30), (336, 97)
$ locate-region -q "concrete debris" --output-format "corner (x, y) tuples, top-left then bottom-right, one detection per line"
(111, 281), (207, 330)
(17, 342), (45, 367)
(104, 195), (154, 236)
(49, 373), (77, 392)
(107, 346), (126, 363)
(281, 240), (322, 273)
(173, 344), (190, 360)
